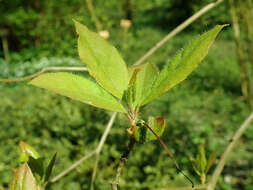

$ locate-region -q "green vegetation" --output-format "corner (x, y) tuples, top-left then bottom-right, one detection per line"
(1, 1), (253, 190)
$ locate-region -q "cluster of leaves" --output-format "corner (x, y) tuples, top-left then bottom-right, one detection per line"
(190, 145), (216, 184)
(30, 21), (227, 144)
(9, 142), (56, 190)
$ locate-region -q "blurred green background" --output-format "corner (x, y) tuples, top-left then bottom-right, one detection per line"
(1, 0), (253, 190)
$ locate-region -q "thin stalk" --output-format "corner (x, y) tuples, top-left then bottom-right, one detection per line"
(0, 67), (87, 83)
(143, 123), (194, 188)
(111, 138), (136, 190)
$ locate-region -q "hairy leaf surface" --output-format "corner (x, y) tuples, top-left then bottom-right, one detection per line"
(142, 25), (228, 105)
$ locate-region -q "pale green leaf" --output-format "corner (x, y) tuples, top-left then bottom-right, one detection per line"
(205, 152), (216, 174)
(146, 117), (165, 141)
(29, 72), (126, 113)
(196, 145), (207, 174)
(9, 163), (38, 190)
(128, 63), (159, 109)
(74, 20), (129, 99)
(19, 141), (40, 163)
(142, 24), (228, 105)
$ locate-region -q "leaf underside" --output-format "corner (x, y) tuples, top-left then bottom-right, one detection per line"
(29, 72), (126, 113)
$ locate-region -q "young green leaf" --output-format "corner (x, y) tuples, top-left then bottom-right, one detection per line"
(133, 117), (165, 143)
(19, 141), (40, 163)
(142, 24), (228, 105)
(9, 163), (39, 190)
(44, 153), (57, 186)
(128, 63), (159, 109)
(196, 145), (207, 173)
(29, 72), (126, 113)
(74, 20), (129, 99)
(146, 117), (165, 141)
(205, 152), (216, 173)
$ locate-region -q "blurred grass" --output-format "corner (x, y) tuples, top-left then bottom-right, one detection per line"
(0, 26), (252, 190)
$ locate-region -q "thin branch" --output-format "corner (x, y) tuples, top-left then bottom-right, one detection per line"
(91, 112), (118, 186)
(157, 185), (207, 190)
(85, 0), (103, 31)
(50, 150), (96, 183)
(51, 112), (117, 184)
(111, 138), (136, 190)
(207, 112), (253, 190)
(228, 0), (249, 101)
(0, 67), (87, 83)
(134, 0), (224, 66)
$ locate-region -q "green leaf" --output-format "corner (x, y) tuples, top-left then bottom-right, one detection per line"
(44, 153), (57, 186)
(133, 120), (147, 143)
(146, 117), (165, 141)
(133, 117), (165, 143)
(9, 163), (39, 190)
(28, 157), (44, 185)
(128, 63), (159, 108)
(74, 20), (129, 99)
(196, 145), (207, 174)
(19, 141), (40, 163)
(205, 152), (216, 174)
(29, 72), (126, 113)
(142, 24), (228, 105)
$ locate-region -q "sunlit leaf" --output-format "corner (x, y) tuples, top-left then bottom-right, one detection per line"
(74, 20), (129, 99)
(9, 163), (39, 190)
(29, 72), (126, 113)
(196, 145), (207, 173)
(146, 117), (165, 141)
(128, 63), (159, 108)
(19, 141), (40, 163)
(142, 24), (228, 105)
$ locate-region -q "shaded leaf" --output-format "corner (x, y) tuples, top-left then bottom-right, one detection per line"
(142, 25), (228, 105)
(205, 152), (216, 174)
(28, 157), (44, 184)
(133, 121), (147, 143)
(29, 72), (126, 113)
(9, 163), (39, 190)
(74, 20), (129, 99)
(44, 153), (57, 186)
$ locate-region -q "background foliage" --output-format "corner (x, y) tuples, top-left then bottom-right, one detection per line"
(1, 0), (253, 190)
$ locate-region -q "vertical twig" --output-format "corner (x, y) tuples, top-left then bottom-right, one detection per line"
(111, 138), (136, 190)
(91, 112), (117, 186)
(2, 36), (10, 63)
(85, 0), (102, 31)
(228, 0), (249, 102)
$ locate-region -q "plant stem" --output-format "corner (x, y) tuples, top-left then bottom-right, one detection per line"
(111, 138), (136, 190)
(134, 0), (224, 66)
(0, 66), (87, 83)
(207, 112), (253, 190)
